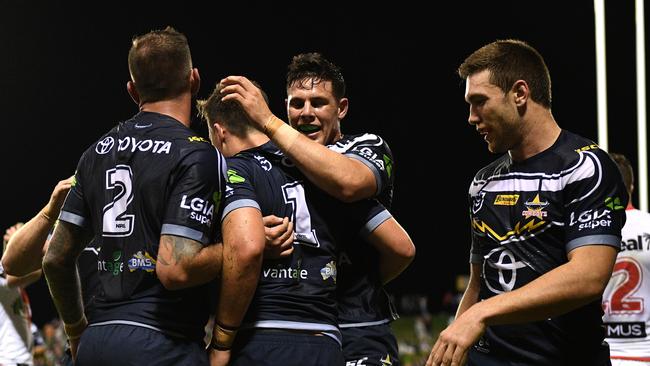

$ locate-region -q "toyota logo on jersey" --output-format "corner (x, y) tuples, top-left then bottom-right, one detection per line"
(483, 246), (527, 294)
(95, 136), (115, 155)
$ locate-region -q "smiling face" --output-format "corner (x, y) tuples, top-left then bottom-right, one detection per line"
(286, 78), (348, 145)
(465, 70), (522, 154)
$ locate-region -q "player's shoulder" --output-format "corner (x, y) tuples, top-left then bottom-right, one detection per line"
(552, 130), (613, 168)
(329, 132), (389, 152)
(473, 153), (511, 182)
(226, 153), (255, 171)
(231, 142), (281, 170)
(82, 124), (121, 158)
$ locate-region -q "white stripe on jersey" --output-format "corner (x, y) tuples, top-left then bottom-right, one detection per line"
(215, 147), (227, 189)
(328, 133), (382, 153)
(469, 151), (602, 206)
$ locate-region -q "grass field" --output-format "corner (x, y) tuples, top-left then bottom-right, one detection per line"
(391, 313), (450, 365)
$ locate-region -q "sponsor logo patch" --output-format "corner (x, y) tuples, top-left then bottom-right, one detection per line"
(494, 194), (519, 206)
(128, 251), (156, 272)
(320, 261), (337, 282)
(521, 194), (548, 219)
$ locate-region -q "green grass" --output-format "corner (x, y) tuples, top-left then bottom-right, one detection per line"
(390, 313), (450, 365)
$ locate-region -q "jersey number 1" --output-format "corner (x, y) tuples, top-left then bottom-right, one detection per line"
(282, 182), (320, 247)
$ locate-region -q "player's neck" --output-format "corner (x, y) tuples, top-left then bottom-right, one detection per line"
(227, 131), (270, 156)
(510, 108), (560, 162)
(139, 94), (192, 128)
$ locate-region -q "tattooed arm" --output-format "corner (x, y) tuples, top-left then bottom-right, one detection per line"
(156, 235), (223, 290)
(42, 221), (88, 325)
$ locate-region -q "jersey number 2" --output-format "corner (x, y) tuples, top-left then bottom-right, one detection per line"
(102, 165), (135, 237)
(605, 258), (644, 314)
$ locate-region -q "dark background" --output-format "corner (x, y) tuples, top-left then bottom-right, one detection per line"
(1, 1), (646, 326)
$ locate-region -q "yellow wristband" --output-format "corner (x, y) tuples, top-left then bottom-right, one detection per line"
(263, 116), (285, 138)
(210, 323), (239, 350)
(64, 315), (88, 340)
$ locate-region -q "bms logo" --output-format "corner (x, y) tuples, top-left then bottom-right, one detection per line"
(320, 261), (337, 283)
(483, 246), (527, 294)
(128, 251), (156, 272)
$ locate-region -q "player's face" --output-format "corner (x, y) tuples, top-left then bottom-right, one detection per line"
(465, 70), (521, 154)
(286, 78), (346, 145)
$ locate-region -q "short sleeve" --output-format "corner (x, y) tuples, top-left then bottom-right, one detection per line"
(162, 147), (226, 245)
(563, 151), (627, 252)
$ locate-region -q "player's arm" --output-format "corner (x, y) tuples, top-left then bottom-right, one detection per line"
(464, 245), (615, 324)
(211, 207), (265, 352)
(428, 245), (617, 366)
(454, 263), (481, 318)
(42, 221), (91, 336)
(156, 235), (223, 291)
(219, 75), (375, 202)
(3, 176), (73, 276)
(6, 270), (42, 288)
(269, 124), (376, 202)
(2, 220), (48, 276)
(157, 146), (227, 291)
(366, 217), (415, 284)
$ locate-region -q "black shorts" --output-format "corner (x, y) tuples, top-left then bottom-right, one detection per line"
(468, 346), (613, 366)
(230, 329), (344, 366)
(341, 324), (400, 366)
(76, 324), (208, 366)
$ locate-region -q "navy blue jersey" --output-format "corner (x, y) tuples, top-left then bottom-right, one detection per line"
(331, 133), (399, 325)
(60, 111), (226, 342)
(222, 141), (390, 344)
(468, 130), (626, 364)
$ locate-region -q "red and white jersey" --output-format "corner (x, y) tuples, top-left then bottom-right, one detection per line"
(0, 274), (33, 365)
(603, 208), (650, 361)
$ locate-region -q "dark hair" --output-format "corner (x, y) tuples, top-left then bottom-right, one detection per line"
(196, 80), (269, 138)
(128, 26), (192, 103)
(286, 53), (345, 100)
(610, 152), (634, 195)
(458, 39), (552, 108)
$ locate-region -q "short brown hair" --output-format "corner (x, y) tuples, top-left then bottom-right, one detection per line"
(128, 26), (192, 103)
(197, 81), (269, 138)
(458, 39), (552, 109)
(286, 53), (345, 101)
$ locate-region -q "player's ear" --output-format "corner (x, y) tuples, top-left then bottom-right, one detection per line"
(214, 122), (226, 139)
(512, 80), (529, 107)
(127, 81), (140, 106)
(337, 97), (349, 120)
(190, 68), (201, 96)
